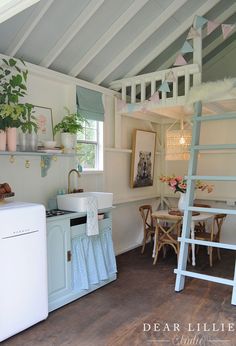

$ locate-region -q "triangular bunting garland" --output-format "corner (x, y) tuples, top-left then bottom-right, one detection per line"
(195, 15), (208, 29)
(165, 70), (176, 83)
(117, 98), (126, 111)
(117, 15), (236, 115)
(174, 54), (187, 66)
(158, 81), (170, 93)
(181, 41), (193, 54)
(149, 91), (160, 103)
(207, 20), (220, 35)
(187, 27), (200, 40)
(222, 24), (236, 40)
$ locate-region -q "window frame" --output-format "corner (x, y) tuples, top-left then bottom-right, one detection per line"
(77, 120), (103, 172)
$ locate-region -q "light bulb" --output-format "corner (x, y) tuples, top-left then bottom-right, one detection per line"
(179, 136), (186, 145)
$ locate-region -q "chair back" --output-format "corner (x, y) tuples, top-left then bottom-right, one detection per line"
(213, 214), (227, 240)
(194, 203), (211, 233)
(153, 214), (182, 253)
(139, 205), (155, 254)
(139, 205), (153, 230)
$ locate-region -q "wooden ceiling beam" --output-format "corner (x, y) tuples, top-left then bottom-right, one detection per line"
(124, 0), (221, 78)
(40, 0), (104, 68)
(0, 0), (40, 24)
(204, 39), (236, 71)
(6, 0), (54, 56)
(69, 0), (149, 77)
(92, 0), (188, 85)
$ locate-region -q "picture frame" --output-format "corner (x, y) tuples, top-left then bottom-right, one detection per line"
(130, 129), (156, 188)
(33, 105), (53, 143)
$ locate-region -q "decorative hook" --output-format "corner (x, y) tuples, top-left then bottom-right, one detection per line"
(9, 155), (15, 163)
(25, 160), (30, 168)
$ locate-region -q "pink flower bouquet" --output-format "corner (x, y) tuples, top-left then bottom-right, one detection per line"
(160, 175), (213, 193)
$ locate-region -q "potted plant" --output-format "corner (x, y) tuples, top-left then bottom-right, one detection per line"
(19, 103), (38, 151)
(0, 57), (29, 151)
(53, 107), (85, 152)
(0, 103), (23, 150)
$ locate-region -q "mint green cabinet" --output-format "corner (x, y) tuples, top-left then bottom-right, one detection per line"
(47, 211), (117, 312)
(47, 218), (72, 311)
(71, 218), (117, 291)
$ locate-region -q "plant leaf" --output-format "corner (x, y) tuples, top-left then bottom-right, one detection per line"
(2, 58), (9, 66)
(9, 58), (17, 67)
(19, 58), (26, 66)
(22, 71), (28, 82)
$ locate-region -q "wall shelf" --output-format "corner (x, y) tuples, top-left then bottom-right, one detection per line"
(0, 150), (78, 177)
(0, 150), (77, 157)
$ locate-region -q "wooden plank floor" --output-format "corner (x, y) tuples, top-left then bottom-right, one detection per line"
(3, 245), (236, 346)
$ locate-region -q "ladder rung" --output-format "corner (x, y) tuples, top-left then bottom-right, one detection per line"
(178, 237), (236, 250)
(195, 113), (236, 122)
(188, 206), (236, 215)
(190, 175), (236, 181)
(174, 269), (234, 287)
(193, 144), (236, 151)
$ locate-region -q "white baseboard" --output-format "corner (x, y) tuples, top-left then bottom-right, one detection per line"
(115, 242), (141, 256)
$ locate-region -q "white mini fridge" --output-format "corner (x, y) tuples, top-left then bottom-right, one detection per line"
(0, 201), (48, 342)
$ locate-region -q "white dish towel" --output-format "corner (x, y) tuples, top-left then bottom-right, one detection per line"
(86, 196), (99, 236)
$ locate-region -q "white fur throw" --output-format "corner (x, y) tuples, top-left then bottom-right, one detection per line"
(185, 78), (236, 111)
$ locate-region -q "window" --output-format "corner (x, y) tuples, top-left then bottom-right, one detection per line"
(76, 120), (103, 171)
(76, 86), (104, 171)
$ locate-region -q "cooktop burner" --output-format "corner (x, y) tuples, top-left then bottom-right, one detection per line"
(46, 209), (72, 218)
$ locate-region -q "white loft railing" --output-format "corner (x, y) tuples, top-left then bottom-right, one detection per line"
(110, 64), (200, 107)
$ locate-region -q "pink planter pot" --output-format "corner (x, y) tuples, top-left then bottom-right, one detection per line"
(0, 130), (7, 151)
(7, 127), (17, 152)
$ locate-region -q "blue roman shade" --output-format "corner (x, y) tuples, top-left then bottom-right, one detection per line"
(76, 86), (104, 122)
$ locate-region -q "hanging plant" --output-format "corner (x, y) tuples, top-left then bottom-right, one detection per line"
(20, 103), (38, 134)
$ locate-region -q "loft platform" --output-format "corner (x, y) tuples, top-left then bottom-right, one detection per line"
(110, 64), (201, 122)
(111, 66), (236, 122)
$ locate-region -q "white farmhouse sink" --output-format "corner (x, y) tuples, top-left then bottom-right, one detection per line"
(57, 192), (113, 212)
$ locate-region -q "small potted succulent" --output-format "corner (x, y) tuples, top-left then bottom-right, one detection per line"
(53, 107), (85, 152)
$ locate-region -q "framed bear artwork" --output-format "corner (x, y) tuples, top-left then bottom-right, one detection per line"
(130, 129), (156, 188)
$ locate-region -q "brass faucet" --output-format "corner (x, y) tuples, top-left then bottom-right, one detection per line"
(68, 169), (81, 193)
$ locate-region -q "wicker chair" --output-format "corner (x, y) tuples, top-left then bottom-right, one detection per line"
(195, 213), (227, 266)
(152, 214), (182, 265)
(193, 203), (211, 233)
(139, 205), (155, 254)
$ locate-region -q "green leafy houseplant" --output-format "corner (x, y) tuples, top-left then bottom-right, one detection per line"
(0, 57), (29, 130)
(0, 104), (24, 130)
(20, 103), (38, 134)
(53, 107), (85, 135)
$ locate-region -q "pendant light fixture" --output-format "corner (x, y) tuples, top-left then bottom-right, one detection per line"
(165, 118), (192, 160)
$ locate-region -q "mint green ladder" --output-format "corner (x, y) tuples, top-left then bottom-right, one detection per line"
(174, 101), (236, 305)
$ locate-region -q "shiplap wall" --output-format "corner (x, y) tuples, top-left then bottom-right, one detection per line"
(1, 46), (236, 254)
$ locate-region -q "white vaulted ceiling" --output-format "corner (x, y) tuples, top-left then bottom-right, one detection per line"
(0, 0), (235, 87)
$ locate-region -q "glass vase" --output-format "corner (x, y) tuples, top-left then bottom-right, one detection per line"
(19, 132), (38, 152)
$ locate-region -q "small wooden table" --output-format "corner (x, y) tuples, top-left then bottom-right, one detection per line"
(152, 210), (214, 266)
